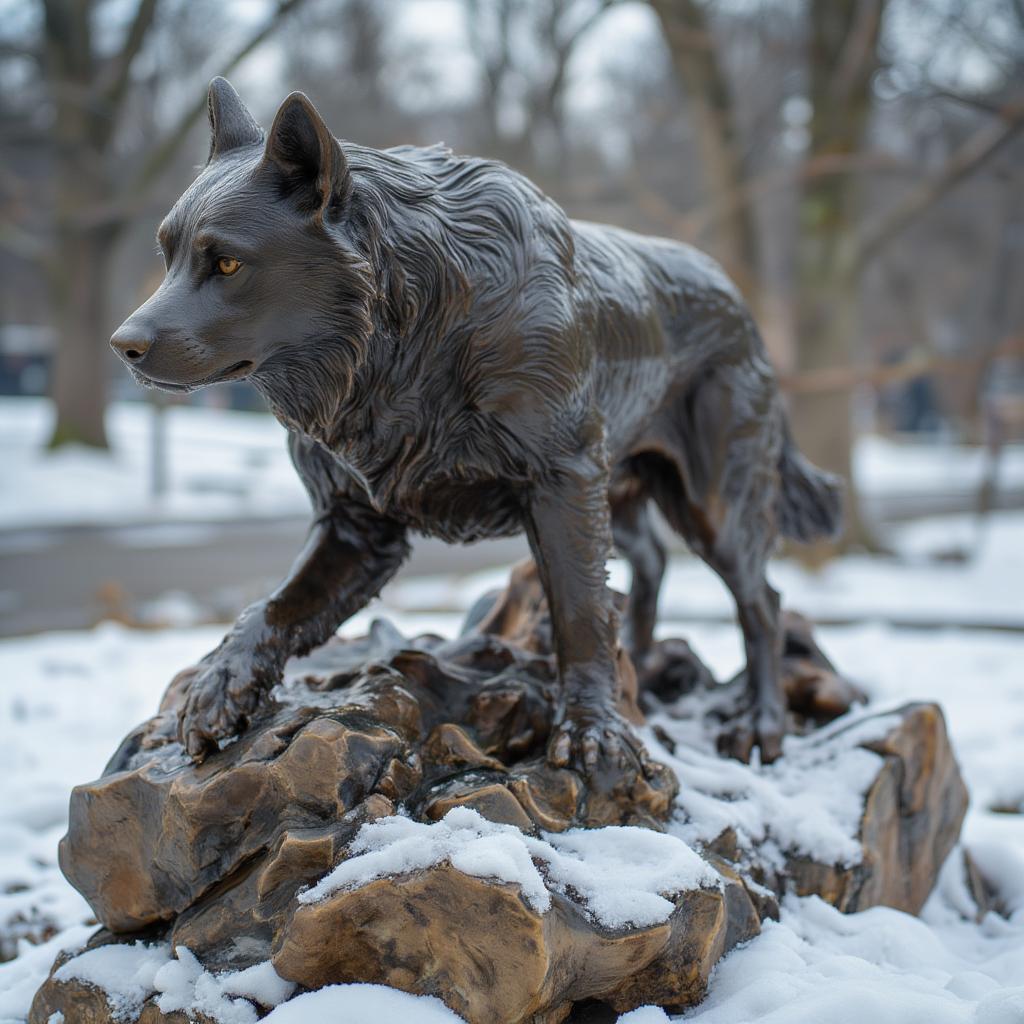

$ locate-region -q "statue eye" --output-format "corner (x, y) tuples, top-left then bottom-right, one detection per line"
(216, 256), (242, 276)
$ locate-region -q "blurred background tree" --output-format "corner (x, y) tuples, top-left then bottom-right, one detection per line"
(0, 0), (308, 449)
(1, 0), (1021, 553)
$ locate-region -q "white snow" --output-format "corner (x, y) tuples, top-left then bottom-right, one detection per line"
(854, 432), (1023, 504)
(1, 510), (1023, 1023)
(259, 983), (466, 1023)
(301, 806), (720, 930)
(44, 944), (295, 1024)
(152, 947), (294, 1023)
(531, 822), (721, 929)
(0, 925), (92, 1024)
(54, 942), (170, 1021)
(300, 807), (553, 912)
(654, 710), (903, 870)
(3, 396), (1021, 536)
(0, 398), (307, 530)
(680, 888), (1024, 1024)
(618, 1010), (673, 1024)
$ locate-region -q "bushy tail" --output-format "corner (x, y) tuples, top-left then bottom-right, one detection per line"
(776, 430), (844, 542)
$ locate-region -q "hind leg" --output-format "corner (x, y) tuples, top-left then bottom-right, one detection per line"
(611, 491), (666, 669)
(658, 486), (785, 763)
(643, 364), (787, 762)
(711, 554), (784, 763)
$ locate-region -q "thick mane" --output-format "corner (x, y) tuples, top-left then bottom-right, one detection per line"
(347, 141), (572, 341)
(255, 139), (577, 447)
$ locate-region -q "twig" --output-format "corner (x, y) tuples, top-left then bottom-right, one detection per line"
(777, 334), (1024, 395)
(128, 0), (307, 197)
(852, 102), (1024, 270)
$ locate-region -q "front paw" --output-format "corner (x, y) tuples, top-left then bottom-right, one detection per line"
(177, 646), (274, 761)
(548, 704), (651, 777)
(548, 704), (677, 825)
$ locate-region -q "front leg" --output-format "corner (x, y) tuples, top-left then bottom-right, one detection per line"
(524, 439), (648, 776)
(179, 500), (408, 759)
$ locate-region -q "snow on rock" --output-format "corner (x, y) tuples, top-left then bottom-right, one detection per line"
(53, 942), (171, 1021)
(652, 707), (902, 869)
(260, 983), (467, 1023)
(300, 806), (720, 930)
(153, 947), (295, 1022)
(43, 944), (295, 1024)
(300, 807), (551, 913)
(532, 822), (721, 929)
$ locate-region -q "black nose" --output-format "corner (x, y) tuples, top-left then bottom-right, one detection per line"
(110, 326), (152, 362)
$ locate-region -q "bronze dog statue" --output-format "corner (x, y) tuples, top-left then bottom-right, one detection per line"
(110, 79), (841, 775)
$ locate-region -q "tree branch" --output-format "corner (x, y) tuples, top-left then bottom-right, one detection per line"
(0, 39), (42, 62)
(100, 0), (160, 120)
(777, 332), (1024, 395)
(853, 102), (1024, 270)
(128, 0), (307, 197)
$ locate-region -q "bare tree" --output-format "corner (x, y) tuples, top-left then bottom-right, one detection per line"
(0, 0), (306, 449)
(785, 0), (889, 554)
(648, 0), (760, 308)
(789, 0), (1024, 555)
(464, 0), (616, 172)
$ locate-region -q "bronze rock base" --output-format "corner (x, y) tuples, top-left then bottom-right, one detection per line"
(30, 571), (967, 1024)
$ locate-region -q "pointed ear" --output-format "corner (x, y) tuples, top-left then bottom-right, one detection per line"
(207, 77), (263, 161)
(263, 92), (351, 221)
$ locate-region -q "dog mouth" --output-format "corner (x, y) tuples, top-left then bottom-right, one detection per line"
(134, 360), (254, 393)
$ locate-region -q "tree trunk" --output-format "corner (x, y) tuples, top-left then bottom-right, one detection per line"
(47, 227), (115, 449)
(790, 0), (886, 555)
(649, 0), (761, 312)
(43, 0), (113, 449)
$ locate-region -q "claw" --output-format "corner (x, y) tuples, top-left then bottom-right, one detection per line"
(546, 706), (651, 782)
(758, 728), (783, 765)
(718, 703), (786, 765)
(550, 729), (571, 767)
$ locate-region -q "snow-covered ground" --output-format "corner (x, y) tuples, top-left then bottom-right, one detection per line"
(1, 514), (1023, 1022)
(383, 510), (1024, 630)
(0, 398), (307, 529)
(3, 397), (1023, 530)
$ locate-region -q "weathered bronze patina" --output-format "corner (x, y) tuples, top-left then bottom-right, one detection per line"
(110, 78), (841, 778)
(33, 576), (967, 1024)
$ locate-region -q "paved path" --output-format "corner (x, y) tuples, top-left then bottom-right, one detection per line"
(0, 517), (528, 637)
(2, 486), (1022, 637)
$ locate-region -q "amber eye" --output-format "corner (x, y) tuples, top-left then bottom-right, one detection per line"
(216, 256), (241, 276)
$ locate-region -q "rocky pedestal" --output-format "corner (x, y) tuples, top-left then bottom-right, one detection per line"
(30, 565), (968, 1024)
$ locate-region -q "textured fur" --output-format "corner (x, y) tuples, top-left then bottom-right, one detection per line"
(110, 79), (842, 770)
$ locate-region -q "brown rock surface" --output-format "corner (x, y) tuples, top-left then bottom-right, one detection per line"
(786, 703), (969, 914)
(31, 570), (968, 1024)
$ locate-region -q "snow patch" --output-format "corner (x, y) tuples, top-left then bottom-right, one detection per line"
(153, 947), (295, 1023)
(46, 944), (295, 1024)
(300, 806), (719, 930)
(616, 1008), (672, 1023)
(260, 983), (466, 1023)
(652, 708), (900, 869)
(54, 942), (171, 1021)
(680, 890), (1024, 1024)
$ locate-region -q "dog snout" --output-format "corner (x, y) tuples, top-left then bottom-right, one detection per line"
(110, 324), (153, 363)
